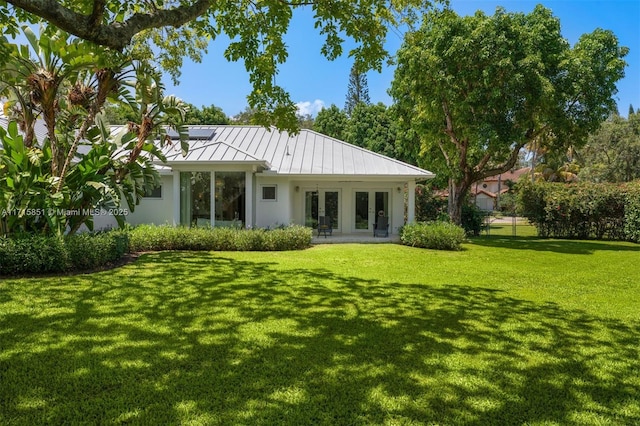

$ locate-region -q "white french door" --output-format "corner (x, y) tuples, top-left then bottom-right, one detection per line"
(304, 189), (341, 232)
(353, 190), (390, 233)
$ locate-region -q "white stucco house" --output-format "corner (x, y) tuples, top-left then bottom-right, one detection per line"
(93, 125), (435, 236)
(471, 167), (531, 211)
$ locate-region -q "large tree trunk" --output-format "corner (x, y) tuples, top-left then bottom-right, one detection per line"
(448, 178), (471, 225)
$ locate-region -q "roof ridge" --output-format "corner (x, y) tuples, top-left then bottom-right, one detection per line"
(165, 137), (266, 163)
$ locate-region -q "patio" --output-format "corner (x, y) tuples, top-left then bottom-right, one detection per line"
(311, 233), (401, 244)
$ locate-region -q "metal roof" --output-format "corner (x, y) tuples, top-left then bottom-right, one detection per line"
(161, 125), (434, 179)
(0, 117), (434, 179)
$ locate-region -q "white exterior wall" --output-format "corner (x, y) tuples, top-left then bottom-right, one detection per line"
(91, 174), (174, 231)
(127, 174), (175, 225)
(254, 176), (292, 228)
(91, 171), (419, 235)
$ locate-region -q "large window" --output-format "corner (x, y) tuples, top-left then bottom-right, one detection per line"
(180, 171), (246, 227)
(180, 172), (211, 226)
(215, 172), (246, 227)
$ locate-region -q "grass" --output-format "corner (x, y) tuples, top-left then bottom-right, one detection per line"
(1, 236), (639, 425)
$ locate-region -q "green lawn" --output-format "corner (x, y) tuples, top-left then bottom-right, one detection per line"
(1, 237), (639, 425)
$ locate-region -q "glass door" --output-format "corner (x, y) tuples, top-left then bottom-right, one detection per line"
(353, 190), (390, 232)
(305, 189), (340, 231)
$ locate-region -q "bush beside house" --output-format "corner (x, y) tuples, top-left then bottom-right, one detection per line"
(400, 221), (466, 250)
(127, 224), (312, 252)
(0, 231), (129, 275)
(0, 225), (313, 276)
(414, 183), (486, 236)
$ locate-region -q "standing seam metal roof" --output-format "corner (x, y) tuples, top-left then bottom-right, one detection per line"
(160, 125), (433, 178)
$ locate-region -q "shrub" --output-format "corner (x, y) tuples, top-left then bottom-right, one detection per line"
(128, 224), (312, 252)
(0, 234), (68, 275)
(400, 221), (466, 250)
(516, 179), (639, 241)
(623, 182), (640, 243)
(461, 203), (485, 236)
(415, 184), (448, 222)
(266, 225), (313, 250)
(415, 184), (486, 236)
(66, 231), (129, 270)
(0, 230), (129, 276)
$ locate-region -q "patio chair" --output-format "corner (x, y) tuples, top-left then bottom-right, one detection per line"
(373, 215), (389, 237)
(317, 216), (333, 237)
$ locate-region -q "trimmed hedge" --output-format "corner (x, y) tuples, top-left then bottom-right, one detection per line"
(0, 225), (313, 276)
(400, 221), (467, 251)
(66, 231), (130, 271)
(0, 235), (68, 275)
(516, 180), (640, 241)
(0, 231), (129, 276)
(127, 224), (313, 252)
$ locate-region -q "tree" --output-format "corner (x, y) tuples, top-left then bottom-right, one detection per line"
(184, 104), (230, 125)
(578, 111), (640, 182)
(231, 107), (259, 125)
(344, 63), (370, 116)
(344, 102), (397, 157)
(2, 0), (442, 133)
(391, 6), (628, 224)
(313, 105), (348, 140)
(297, 113), (315, 130)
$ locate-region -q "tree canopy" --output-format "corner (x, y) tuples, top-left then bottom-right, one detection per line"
(391, 5), (628, 223)
(578, 110), (640, 183)
(1, 0), (441, 133)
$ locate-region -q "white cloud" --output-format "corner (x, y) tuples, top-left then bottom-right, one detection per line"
(295, 99), (325, 116)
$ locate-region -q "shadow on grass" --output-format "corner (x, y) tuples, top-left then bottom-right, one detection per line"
(470, 234), (640, 255)
(1, 252), (639, 424)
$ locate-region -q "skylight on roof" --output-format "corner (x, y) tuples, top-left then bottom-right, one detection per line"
(168, 128), (215, 140)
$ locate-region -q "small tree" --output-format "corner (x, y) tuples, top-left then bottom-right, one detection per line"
(344, 63), (371, 116)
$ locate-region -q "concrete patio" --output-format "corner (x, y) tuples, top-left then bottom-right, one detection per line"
(311, 233), (401, 244)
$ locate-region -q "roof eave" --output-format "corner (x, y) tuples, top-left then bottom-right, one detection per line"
(263, 173), (436, 180)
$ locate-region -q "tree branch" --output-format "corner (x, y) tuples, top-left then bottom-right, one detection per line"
(89, 0), (107, 29)
(6, 0), (212, 50)
(478, 141), (527, 181)
(441, 100), (461, 150)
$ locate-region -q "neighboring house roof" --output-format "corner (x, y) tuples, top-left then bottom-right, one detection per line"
(482, 167), (531, 182)
(161, 125), (434, 179)
(470, 187), (510, 199)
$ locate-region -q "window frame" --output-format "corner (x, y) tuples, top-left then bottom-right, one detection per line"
(261, 184), (277, 202)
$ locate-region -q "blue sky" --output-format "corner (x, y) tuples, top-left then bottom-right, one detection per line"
(164, 0), (640, 118)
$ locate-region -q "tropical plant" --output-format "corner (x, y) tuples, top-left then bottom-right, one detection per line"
(0, 27), (188, 235)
